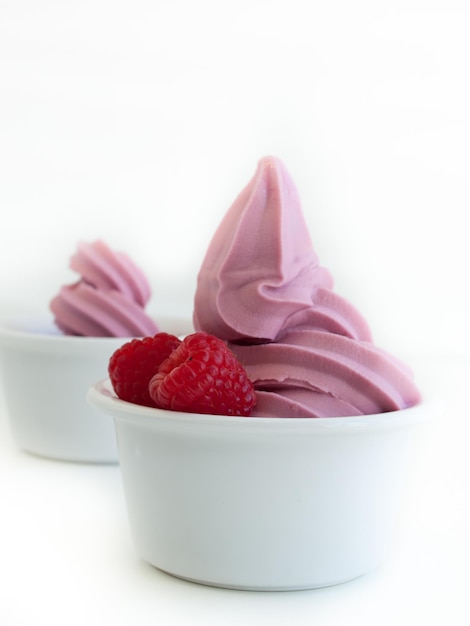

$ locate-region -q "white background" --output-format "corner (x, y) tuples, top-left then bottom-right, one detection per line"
(1, 1), (469, 624)
(1, 0), (469, 359)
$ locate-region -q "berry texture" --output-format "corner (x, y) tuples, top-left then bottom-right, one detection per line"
(109, 333), (181, 407)
(149, 332), (256, 416)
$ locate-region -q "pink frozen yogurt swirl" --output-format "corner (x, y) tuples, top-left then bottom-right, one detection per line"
(193, 157), (421, 417)
(193, 156), (372, 343)
(50, 240), (159, 337)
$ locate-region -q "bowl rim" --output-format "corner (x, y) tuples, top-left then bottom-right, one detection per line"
(87, 378), (432, 435)
(0, 312), (193, 348)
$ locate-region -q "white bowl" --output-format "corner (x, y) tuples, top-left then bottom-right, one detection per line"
(0, 314), (193, 463)
(87, 379), (431, 590)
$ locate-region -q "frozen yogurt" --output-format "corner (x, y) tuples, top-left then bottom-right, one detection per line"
(50, 240), (159, 337)
(193, 156), (421, 417)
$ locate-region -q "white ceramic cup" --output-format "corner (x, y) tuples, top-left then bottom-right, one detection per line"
(0, 314), (193, 463)
(88, 378), (430, 590)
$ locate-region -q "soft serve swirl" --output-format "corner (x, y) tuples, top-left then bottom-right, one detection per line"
(193, 157), (421, 417)
(50, 240), (159, 337)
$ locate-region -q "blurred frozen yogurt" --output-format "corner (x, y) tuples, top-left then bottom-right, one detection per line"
(50, 240), (159, 337)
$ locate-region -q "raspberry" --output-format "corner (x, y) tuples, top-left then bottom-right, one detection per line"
(108, 333), (181, 407)
(149, 332), (256, 416)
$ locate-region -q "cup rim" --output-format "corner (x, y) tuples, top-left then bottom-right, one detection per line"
(87, 378), (432, 436)
(0, 312), (193, 348)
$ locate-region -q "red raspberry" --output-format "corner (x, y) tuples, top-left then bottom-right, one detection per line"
(149, 332), (256, 416)
(109, 333), (181, 407)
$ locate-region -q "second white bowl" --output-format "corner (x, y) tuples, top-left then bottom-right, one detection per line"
(0, 314), (193, 463)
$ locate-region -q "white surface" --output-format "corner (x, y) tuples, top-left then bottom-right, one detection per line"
(1, 355), (469, 624)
